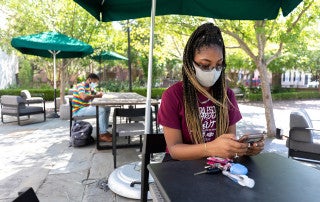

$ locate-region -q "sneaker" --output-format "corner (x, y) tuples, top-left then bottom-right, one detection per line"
(99, 132), (112, 142)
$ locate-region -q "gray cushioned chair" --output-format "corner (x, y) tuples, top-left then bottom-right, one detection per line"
(1, 95), (46, 125)
(286, 109), (320, 162)
(21, 90), (44, 104)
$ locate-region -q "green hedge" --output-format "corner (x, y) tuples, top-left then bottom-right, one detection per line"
(132, 88), (167, 99)
(1, 87), (318, 102)
(247, 91), (320, 101)
(0, 88), (167, 101)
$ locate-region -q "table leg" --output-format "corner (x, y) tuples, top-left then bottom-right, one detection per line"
(96, 106), (100, 149)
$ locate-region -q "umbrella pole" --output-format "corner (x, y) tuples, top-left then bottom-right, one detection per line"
(50, 50), (60, 118)
(145, 0), (156, 134)
(99, 56), (102, 78)
(127, 20), (132, 92)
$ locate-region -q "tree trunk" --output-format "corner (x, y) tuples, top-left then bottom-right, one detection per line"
(60, 59), (68, 105)
(272, 73), (282, 88)
(257, 63), (276, 137)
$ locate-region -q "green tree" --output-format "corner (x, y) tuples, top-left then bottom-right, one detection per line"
(213, 0), (318, 137)
(150, 1), (319, 137)
(17, 58), (33, 87)
(2, 0), (124, 102)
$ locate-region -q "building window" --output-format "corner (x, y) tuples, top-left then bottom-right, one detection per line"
(299, 72), (302, 81)
(304, 75), (308, 85)
(289, 72), (291, 82)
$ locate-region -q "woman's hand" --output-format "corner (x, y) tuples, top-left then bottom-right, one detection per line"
(206, 134), (248, 159)
(245, 140), (265, 156)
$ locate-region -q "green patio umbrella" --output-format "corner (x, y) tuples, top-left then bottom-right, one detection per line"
(11, 31), (94, 118)
(92, 51), (128, 61)
(74, 0), (303, 22)
(92, 50), (128, 82)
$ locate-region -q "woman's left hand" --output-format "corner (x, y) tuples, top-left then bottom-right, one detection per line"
(246, 140), (265, 156)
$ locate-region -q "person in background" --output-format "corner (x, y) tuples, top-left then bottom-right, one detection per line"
(72, 73), (112, 142)
(158, 23), (264, 161)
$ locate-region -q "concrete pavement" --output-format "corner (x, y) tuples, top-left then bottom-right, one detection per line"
(0, 99), (319, 201)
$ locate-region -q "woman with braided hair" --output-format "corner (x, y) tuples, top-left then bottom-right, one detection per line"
(158, 23), (264, 161)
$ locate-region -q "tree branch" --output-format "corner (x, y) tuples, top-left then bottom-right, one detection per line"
(287, 1), (313, 33)
(267, 1), (313, 65)
(221, 28), (256, 61)
(266, 42), (283, 65)
(225, 46), (241, 49)
(170, 35), (183, 58)
(255, 21), (267, 64)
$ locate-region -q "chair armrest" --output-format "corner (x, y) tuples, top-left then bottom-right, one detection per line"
(289, 127), (320, 139)
(292, 127), (319, 131)
(306, 128), (320, 132)
(31, 93), (44, 97)
(289, 127), (313, 142)
(25, 97), (45, 104)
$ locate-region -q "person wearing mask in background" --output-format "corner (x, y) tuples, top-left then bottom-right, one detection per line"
(158, 23), (264, 161)
(72, 73), (112, 142)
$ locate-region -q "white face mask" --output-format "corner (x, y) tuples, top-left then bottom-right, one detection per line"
(89, 82), (97, 89)
(194, 63), (222, 87)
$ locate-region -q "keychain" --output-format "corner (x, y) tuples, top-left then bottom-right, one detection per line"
(207, 156), (231, 166)
(194, 156), (255, 188)
(194, 165), (221, 175)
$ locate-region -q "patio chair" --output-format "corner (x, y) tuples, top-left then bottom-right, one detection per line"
(1, 95), (46, 125)
(141, 133), (166, 202)
(127, 104), (160, 133)
(112, 107), (150, 168)
(20, 90), (44, 104)
(286, 109), (320, 162)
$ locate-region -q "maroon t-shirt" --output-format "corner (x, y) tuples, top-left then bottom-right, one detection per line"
(158, 82), (242, 144)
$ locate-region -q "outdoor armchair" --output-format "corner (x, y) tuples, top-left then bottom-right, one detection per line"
(286, 109), (320, 162)
(1, 95), (46, 125)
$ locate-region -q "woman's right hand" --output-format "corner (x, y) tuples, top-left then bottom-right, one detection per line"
(206, 134), (248, 159)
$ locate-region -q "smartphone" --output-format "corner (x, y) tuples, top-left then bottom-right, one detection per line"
(238, 133), (264, 143)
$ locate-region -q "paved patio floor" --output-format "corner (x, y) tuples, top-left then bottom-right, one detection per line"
(0, 99), (319, 201)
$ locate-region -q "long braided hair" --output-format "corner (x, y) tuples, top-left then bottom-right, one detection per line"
(182, 22), (229, 144)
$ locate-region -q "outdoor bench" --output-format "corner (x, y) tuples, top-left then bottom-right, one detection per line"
(232, 87), (244, 99)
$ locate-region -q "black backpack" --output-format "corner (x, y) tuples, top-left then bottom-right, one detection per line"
(70, 121), (94, 147)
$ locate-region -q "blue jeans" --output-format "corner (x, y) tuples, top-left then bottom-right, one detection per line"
(73, 106), (111, 134)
